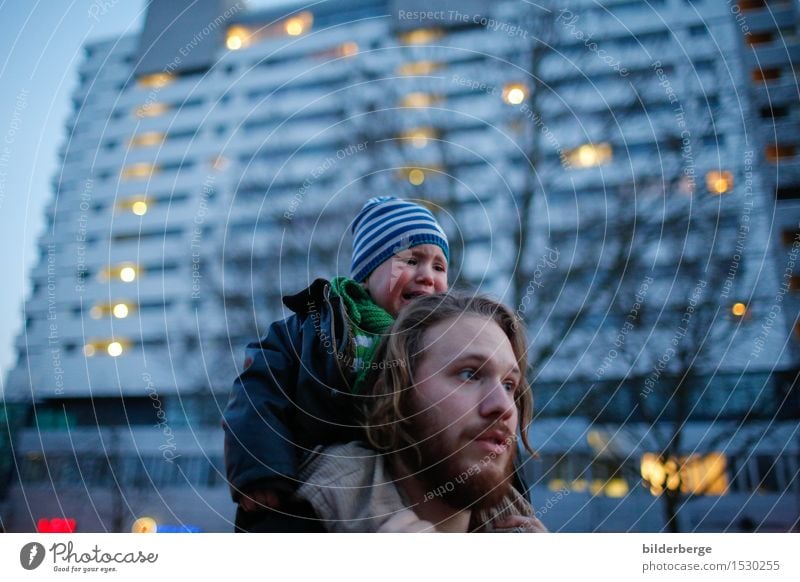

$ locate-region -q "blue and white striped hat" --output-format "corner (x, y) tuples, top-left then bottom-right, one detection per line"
(351, 196), (449, 283)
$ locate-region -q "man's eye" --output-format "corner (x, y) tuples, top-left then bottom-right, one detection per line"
(457, 369), (478, 381)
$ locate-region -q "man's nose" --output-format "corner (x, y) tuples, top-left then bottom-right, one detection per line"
(479, 380), (515, 421)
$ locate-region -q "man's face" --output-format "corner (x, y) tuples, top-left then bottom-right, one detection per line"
(363, 244), (448, 316)
(405, 315), (520, 510)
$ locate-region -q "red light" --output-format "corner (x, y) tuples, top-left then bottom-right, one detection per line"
(37, 518), (76, 533)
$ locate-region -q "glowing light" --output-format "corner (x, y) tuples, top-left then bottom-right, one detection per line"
(134, 102), (170, 118)
(83, 344), (96, 357)
(129, 132), (165, 148)
(339, 42), (359, 57)
(112, 304), (129, 319)
(121, 163), (158, 180)
(119, 266), (137, 283)
(132, 201), (148, 216)
(226, 26), (250, 50)
(732, 302), (747, 317)
(402, 127), (437, 149)
(137, 73), (174, 89)
(89, 306), (103, 319)
(285, 19), (304, 36)
(408, 169), (425, 186)
(567, 143), (613, 168)
(396, 61), (440, 76)
(107, 342), (123, 357)
(502, 83), (527, 105)
(132, 517), (158, 534)
(399, 28), (443, 45)
(399, 92), (440, 108)
(284, 12), (312, 36)
(706, 170), (734, 194)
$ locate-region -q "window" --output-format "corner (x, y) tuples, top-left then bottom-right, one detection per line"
(566, 143), (613, 168)
(137, 72), (174, 89)
(398, 28), (444, 45)
(760, 105), (789, 119)
(641, 452), (729, 496)
(134, 102), (170, 118)
(747, 31), (774, 45)
(705, 170), (734, 194)
(766, 144), (797, 162)
(752, 68), (782, 83)
(121, 163), (159, 180)
(129, 132), (165, 148)
(777, 185), (800, 200)
(781, 229), (800, 245)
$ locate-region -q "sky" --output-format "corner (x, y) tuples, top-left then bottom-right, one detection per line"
(0, 0), (309, 387)
(0, 0), (149, 383)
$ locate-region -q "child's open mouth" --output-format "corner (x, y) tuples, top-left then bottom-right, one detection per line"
(402, 291), (428, 301)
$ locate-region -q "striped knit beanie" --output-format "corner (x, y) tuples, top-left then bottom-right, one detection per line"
(350, 196), (449, 283)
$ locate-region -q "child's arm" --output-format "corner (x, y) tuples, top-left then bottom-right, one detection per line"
(223, 316), (303, 505)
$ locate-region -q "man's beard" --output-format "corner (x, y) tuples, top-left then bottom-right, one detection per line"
(404, 423), (517, 511)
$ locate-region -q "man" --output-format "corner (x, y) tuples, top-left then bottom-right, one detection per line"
(296, 293), (546, 532)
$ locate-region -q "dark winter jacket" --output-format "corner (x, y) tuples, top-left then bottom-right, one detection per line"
(223, 279), (365, 502)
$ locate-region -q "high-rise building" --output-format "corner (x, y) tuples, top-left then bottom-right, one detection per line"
(2, 0), (797, 532)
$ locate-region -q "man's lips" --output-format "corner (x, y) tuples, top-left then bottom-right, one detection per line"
(471, 429), (514, 456)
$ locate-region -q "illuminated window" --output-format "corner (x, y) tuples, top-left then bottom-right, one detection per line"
(641, 452), (728, 496)
(284, 12), (312, 36)
(396, 61), (441, 76)
(136, 73), (174, 89)
(408, 169), (425, 186)
(566, 143), (613, 168)
(399, 92), (442, 108)
(226, 25), (252, 50)
(339, 42), (358, 57)
(121, 163), (159, 180)
(398, 166), (441, 186)
(398, 28), (444, 45)
(83, 339), (130, 357)
(400, 127), (438, 149)
(766, 144), (796, 163)
(129, 132), (165, 148)
(107, 341), (124, 357)
(88, 302), (136, 319)
(502, 83), (528, 105)
(706, 170), (734, 194)
(134, 102), (170, 118)
(98, 263), (139, 283)
(116, 197), (150, 216)
(132, 201), (148, 216)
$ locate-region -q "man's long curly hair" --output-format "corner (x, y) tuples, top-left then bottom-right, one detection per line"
(363, 292), (534, 457)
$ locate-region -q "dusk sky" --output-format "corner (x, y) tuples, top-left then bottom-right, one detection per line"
(0, 1), (296, 384)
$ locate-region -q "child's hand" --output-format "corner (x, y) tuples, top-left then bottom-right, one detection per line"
(239, 489), (282, 512)
(491, 514), (548, 533)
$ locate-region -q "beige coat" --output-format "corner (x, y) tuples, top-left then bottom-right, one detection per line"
(296, 441), (547, 533)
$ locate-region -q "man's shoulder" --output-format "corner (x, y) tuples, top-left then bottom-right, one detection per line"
(298, 442), (379, 486)
(281, 278), (333, 315)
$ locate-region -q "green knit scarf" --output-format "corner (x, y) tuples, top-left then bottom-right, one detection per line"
(329, 276), (395, 393)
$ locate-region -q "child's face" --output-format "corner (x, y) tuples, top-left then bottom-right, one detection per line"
(363, 244), (448, 316)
